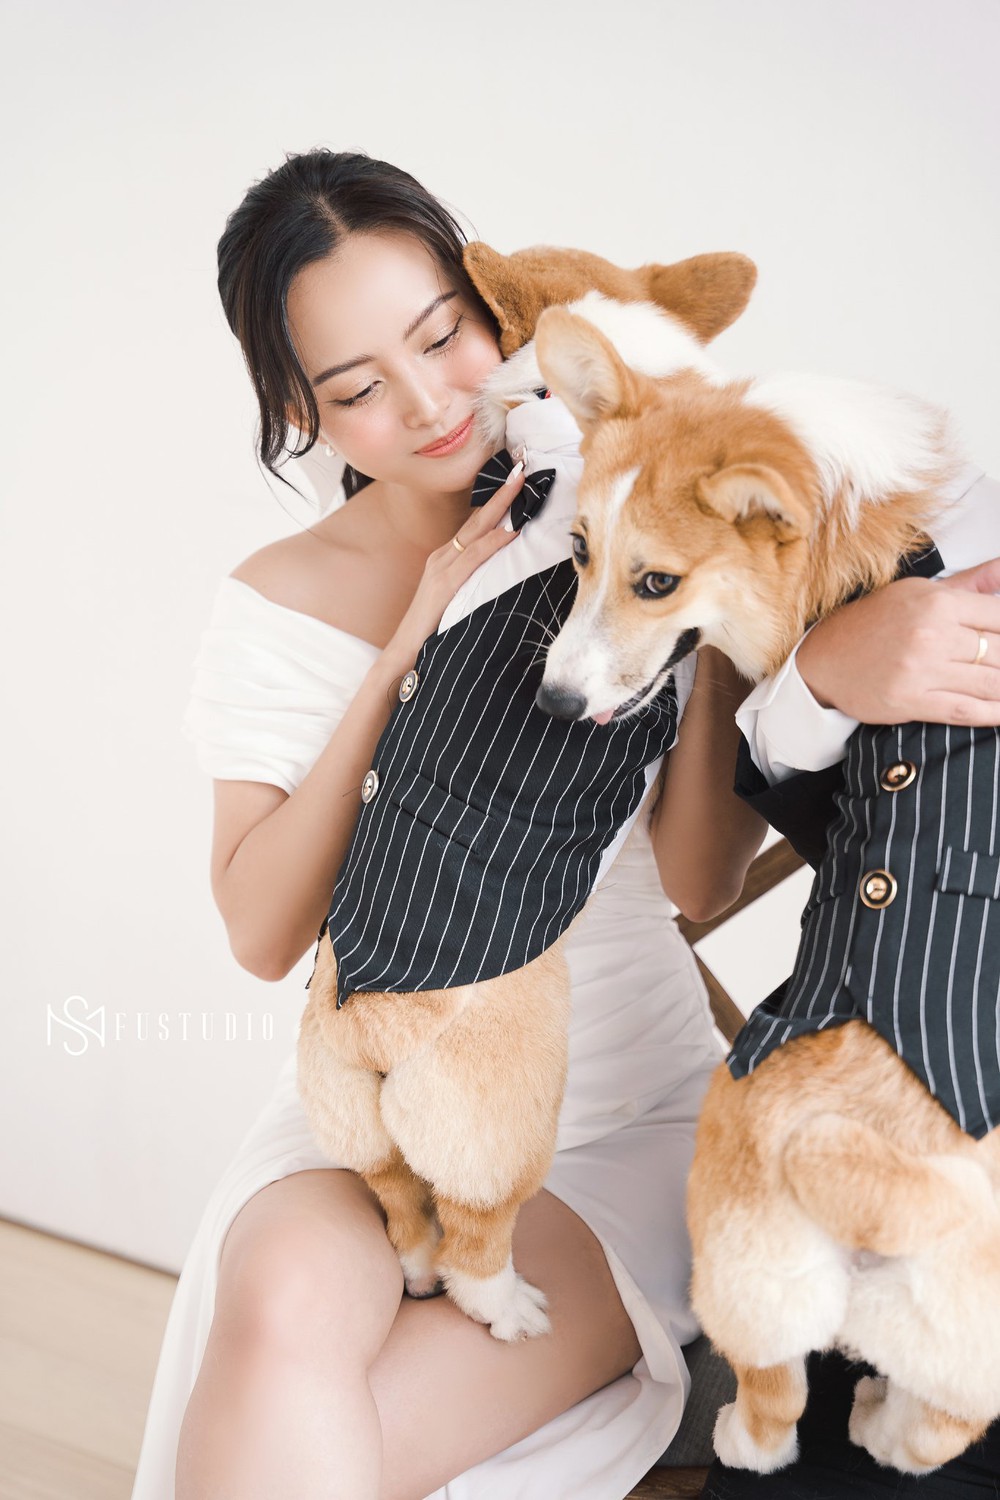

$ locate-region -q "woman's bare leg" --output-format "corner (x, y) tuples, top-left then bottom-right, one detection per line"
(176, 1169), (402, 1500)
(373, 1185), (642, 1500)
(175, 1169), (642, 1500)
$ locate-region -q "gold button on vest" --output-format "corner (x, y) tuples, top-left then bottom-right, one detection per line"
(860, 869), (897, 909)
(880, 760), (917, 792)
(361, 769), (380, 803)
(399, 669), (420, 703)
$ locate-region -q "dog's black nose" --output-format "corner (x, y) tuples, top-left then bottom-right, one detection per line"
(536, 682), (588, 720)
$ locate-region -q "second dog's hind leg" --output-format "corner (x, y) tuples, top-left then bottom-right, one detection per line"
(713, 1357), (808, 1472)
(849, 1375), (990, 1474)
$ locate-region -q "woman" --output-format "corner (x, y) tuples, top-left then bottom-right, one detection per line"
(134, 148), (1000, 1499)
(133, 147), (763, 1500)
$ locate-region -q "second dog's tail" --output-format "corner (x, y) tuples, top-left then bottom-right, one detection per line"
(782, 1113), (984, 1257)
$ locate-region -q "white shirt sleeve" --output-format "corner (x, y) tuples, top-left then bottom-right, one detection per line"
(736, 464), (997, 786)
(180, 577), (380, 795)
(734, 627), (860, 784)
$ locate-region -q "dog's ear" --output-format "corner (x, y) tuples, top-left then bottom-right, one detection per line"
(640, 253), (757, 344)
(463, 242), (544, 357)
(697, 464), (808, 541)
(535, 307), (642, 428)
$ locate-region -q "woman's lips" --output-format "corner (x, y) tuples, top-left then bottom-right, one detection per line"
(416, 415), (474, 456)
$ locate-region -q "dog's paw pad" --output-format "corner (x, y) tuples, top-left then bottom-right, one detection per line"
(714, 1402), (799, 1473)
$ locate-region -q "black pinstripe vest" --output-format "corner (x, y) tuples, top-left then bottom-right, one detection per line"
(318, 560), (679, 1009)
(728, 720), (1000, 1138)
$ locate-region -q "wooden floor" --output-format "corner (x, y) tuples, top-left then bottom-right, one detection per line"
(0, 1219), (176, 1500)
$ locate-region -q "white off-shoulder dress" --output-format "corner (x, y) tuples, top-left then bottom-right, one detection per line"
(131, 574), (722, 1500)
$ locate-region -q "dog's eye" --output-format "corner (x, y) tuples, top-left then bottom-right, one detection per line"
(570, 533), (589, 566)
(637, 573), (682, 598)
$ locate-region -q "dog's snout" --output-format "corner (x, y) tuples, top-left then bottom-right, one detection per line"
(536, 682), (588, 721)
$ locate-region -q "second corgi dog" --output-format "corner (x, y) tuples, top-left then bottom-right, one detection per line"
(532, 305), (1000, 1473)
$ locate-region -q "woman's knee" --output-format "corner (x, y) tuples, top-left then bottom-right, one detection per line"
(212, 1168), (405, 1361)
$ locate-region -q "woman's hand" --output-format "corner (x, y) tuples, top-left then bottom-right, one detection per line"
(795, 557), (1000, 726)
(386, 465), (526, 666)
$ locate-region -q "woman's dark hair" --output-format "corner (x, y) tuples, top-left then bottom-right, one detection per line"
(217, 149), (499, 494)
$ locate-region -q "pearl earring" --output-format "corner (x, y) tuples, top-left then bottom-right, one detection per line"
(323, 440), (337, 458)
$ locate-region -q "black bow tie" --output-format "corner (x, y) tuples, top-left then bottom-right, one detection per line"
(471, 448), (557, 530)
(896, 538), (945, 580)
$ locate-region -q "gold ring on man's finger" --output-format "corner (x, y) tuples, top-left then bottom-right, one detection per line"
(974, 632), (989, 665)
(451, 535), (466, 554)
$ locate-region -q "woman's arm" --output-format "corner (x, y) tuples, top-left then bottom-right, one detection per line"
(648, 647), (768, 923)
(737, 557), (1000, 790)
(211, 644), (419, 981)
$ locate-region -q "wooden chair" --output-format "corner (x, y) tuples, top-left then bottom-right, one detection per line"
(626, 838), (806, 1500)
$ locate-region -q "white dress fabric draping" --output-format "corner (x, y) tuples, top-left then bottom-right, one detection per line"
(131, 576), (721, 1500)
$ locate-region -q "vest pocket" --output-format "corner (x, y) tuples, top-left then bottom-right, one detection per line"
(936, 846), (1000, 900)
(390, 772), (490, 855)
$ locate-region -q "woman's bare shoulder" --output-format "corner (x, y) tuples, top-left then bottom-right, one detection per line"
(228, 506), (370, 635)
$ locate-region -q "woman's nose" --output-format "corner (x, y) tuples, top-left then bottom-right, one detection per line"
(399, 369), (449, 429)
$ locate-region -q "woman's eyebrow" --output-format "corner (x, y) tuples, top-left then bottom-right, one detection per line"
(310, 291), (458, 388)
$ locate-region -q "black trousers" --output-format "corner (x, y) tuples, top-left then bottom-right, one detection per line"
(702, 1351), (1000, 1498)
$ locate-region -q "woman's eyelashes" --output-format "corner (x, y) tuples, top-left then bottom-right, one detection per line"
(331, 316), (466, 409)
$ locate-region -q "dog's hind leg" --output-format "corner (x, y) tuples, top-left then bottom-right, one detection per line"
(364, 1148), (444, 1298)
(713, 1357), (807, 1473)
(433, 1190), (550, 1342)
(379, 943), (572, 1341)
(849, 1376), (990, 1474)
(298, 999), (445, 1296)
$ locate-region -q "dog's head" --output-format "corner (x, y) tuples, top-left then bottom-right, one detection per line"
(533, 308), (821, 721)
(462, 242), (758, 356)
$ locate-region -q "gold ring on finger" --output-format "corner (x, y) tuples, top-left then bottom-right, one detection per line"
(451, 535), (466, 554)
(974, 632), (988, 665)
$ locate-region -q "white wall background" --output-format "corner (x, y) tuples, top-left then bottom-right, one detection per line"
(3, 0), (998, 1274)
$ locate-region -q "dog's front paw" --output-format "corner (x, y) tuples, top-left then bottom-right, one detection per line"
(442, 1260), (551, 1341)
(714, 1401), (799, 1473)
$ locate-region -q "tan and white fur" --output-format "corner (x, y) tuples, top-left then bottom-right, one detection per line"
(296, 244), (758, 1341)
(530, 306), (1000, 1470)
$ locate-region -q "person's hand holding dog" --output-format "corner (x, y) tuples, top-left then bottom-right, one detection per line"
(796, 557), (1000, 726)
(383, 464), (525, 671)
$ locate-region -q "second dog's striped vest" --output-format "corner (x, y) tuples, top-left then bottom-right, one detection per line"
(728, 719), (1000, 1138)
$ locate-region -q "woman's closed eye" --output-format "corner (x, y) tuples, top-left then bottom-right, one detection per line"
(331, 316), (466, 409)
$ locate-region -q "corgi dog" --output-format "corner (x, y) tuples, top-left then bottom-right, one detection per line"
(296, 243), (757, 1342)
(531, 305), (1000, 1471)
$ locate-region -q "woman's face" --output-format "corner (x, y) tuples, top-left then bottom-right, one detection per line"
(287, 232), (503, 493)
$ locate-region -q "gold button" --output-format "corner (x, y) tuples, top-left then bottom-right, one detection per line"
(399, 669), (420, 703)
(880, 760), (917, 792)
(361, 769), (380, 803)
(860, 869), (897, 909)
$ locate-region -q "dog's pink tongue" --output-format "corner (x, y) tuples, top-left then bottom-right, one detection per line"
(591, 708), (615, 725)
